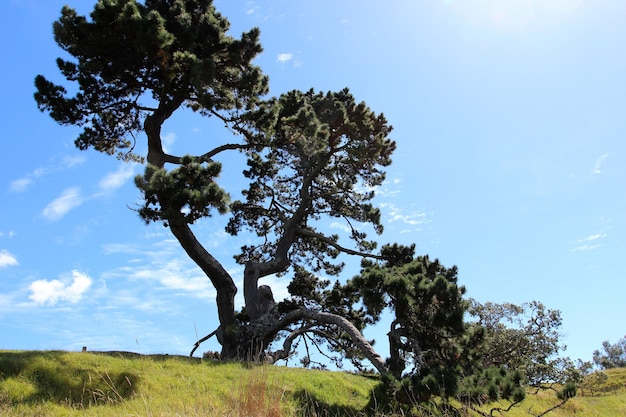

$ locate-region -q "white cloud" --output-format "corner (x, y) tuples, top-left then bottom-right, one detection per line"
(9, 177), (32, 192)
(572, 244), (601, 252)
(124, 257), (217, 300)
(0, 250), (18, 268)
(572, 232), (606, 252)
(162, 132), (176, 154)
(356, 178), (400, 198)
(277, 53), (293, 63)
(102, 242), (143, 255)
(330, 222), (352, 233)
(38, 162), (135, 221)
(62, 155), (87, 168)
(98, 163), (137, 193)
(101, 237), (217, 300)
(577, 233), (607, 243)
(592, 153), (608, 175)
(380, 203), (427, 226)
(42, 187), (84, 221)
(28, 270), (92, 305)
(10, 154), (86, 193)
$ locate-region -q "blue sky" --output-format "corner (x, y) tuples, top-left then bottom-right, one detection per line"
(1, 0), (625, 364)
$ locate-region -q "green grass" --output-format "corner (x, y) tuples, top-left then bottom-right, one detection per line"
(0, 350), (379, 416)
(1, 350), (625, 416)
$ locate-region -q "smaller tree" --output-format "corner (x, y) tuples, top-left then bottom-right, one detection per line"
(461, 300), (578, 417)
(593, 336), (626, 369)
(468, 300), (569, 386)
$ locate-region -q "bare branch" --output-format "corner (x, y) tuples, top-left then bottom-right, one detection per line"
(189, 327), (220, 358)
(296, 228), (385, 260)
(268, 308), (388, 375)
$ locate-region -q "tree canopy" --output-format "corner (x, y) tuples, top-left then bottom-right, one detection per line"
(593, 336), (626, 369)
(35, 0), (398, 364)
(468, 300), (570, 385)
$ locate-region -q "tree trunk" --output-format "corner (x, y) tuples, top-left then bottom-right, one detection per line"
(144, 113), (241, 359)
(169, 221), (240, 358)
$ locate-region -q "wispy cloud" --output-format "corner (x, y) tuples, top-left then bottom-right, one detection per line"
(28, 270), (92, 305)
(379, 202), (428, 226)
(41, 187), (84, 221)
(0, 250), (18, 268)
(40, 163), (138, 221)
(277, 53), (293, 63)
(123, 259), (216, 299)
(356, 177), (402, 198)
(330, 222), (352, 234)
(572, 244), (601, 252)
(102, 238), (219, 301)
(0, 230), (16, 239)
(9, 178), (32, 192)
(592, 153), (608, 175)
(10, 155), (86, 192)
(572, 233), (607, 252)
(577, 233), (607, 243)
(98, 163), (137, 193)
(100, 232), (287, 310)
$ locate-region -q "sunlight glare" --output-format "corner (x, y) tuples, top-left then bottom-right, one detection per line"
(444, 0), (584, 33)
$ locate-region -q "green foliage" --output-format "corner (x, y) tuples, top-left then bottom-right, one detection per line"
(593, 336), (626, 370)
(335, 245), (481, 402)
(227, 88), (395, 274)
(35, 0), (267, 161)
(468, 300), (569, 386)
(135, 156), (229, 224)
(557, 382), (577, 400)
(458, 367), (526, 405)
(352, 245), (468, 380)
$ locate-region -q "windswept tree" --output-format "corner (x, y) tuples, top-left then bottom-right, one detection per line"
(35, 0), (401, 366)
(33, 3), (580, 413)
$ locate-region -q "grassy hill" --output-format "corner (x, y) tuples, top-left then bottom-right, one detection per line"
(1, 350), (625, 416)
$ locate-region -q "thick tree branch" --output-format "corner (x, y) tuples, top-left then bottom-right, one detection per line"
(158, 143), (258, 165)
(270, 325), (315, 362)
(268, 308), (388, 375)
(168, 219), (238, 337)
(244, 154), (332, 320)
(296, 228), (385, 260)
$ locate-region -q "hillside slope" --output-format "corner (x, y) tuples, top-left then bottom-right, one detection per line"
(1, 350), (625, 416)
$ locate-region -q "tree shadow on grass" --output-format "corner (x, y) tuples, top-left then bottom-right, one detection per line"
(294, 386), (456, 417)
(293, 388), (387, 417)
(0, 351), (139, 408)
